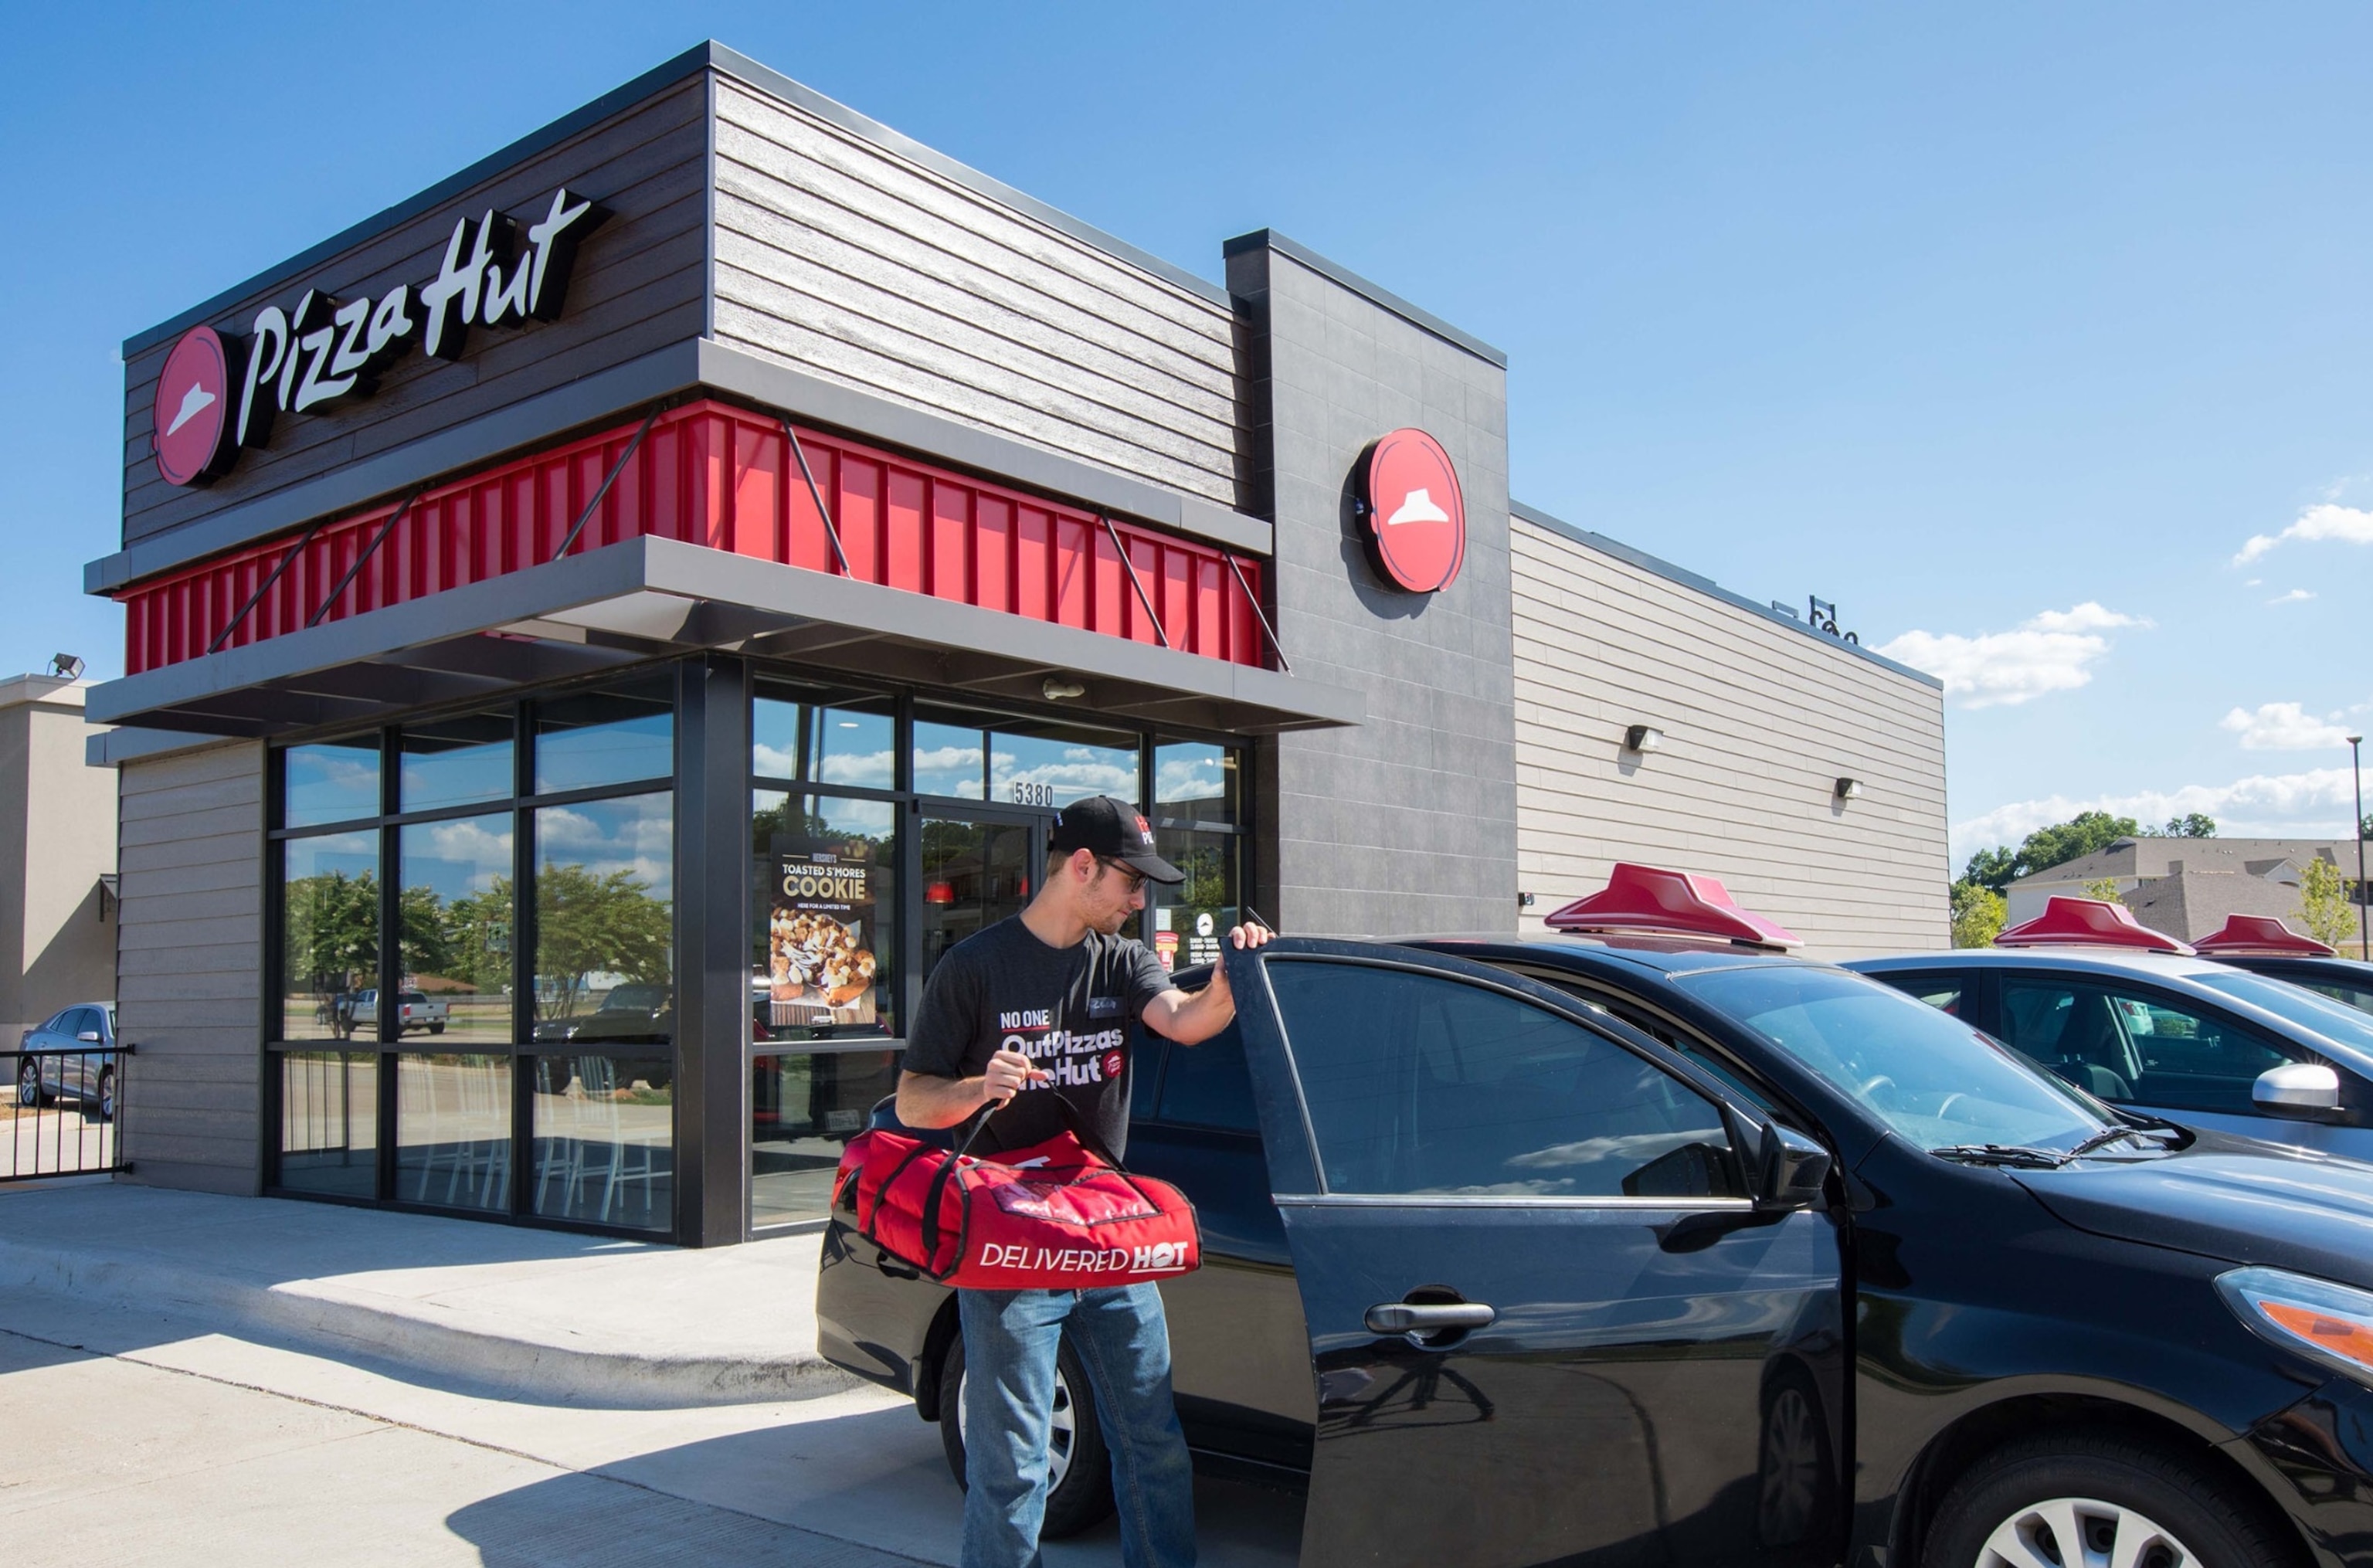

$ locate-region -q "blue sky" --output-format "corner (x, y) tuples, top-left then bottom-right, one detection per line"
(5, 3), (2369, 867)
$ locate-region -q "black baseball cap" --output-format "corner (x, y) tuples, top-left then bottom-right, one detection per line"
(1049, 796), (1184, 884)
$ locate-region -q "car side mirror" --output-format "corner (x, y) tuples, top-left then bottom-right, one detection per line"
(74, 1030), (101, 1044)
(1748, 1122), (1832, 1213)
(2255, 1062), (2342, 1113)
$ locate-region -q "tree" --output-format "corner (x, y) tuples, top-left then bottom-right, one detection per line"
(2300, 858), (2358, 951)
(2361, 813), (2373, 842)
(1950, 881), (2006, 948)
(398, 883), (455, 981)
(443, 877), (514, 996)
(1963, 846), (2020, 893)
(283, 870), (378, 995)
(534, 863), (672, 1020)
(2161, 813), (2216, 839)
(2083, 877), (2123, 902)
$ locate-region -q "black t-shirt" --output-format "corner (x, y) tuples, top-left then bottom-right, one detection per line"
(902, 916), (1172, 1160)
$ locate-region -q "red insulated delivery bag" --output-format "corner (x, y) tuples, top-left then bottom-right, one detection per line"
(835, 1107), (1200, 1290)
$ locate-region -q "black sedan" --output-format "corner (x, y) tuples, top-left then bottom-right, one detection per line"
(820, 935), (2373, 1567)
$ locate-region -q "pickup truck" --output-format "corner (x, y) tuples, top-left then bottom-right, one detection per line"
(339, 989), (448, 1037)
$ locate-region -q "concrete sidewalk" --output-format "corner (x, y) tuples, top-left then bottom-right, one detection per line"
(0, 1179), (856, 1407)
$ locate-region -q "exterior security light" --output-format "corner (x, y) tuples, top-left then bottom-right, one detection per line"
(1835, 777), (1863, 801)
(1624, 725), (1664, 754)
(1518, 892), (1536, 908)
(1043, 677), (1087, 701)
(48, 654), (83, 680)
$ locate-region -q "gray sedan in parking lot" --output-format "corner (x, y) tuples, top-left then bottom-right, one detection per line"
(15, 1003), (120, 1121)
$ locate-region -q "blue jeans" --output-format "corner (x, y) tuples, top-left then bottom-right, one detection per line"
(958, 1283), (1196, 1568)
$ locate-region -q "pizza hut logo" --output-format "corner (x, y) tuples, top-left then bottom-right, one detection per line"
(1134, 813), (1154, 845)
(151, 187), (606, 487)
(1105, 1050), (1125, 1079)
(151, 326), (238, 487)
(1360, 428), (1466, 594)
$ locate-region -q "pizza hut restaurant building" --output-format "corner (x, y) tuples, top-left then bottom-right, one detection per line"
(89, 43), (1947, 1244)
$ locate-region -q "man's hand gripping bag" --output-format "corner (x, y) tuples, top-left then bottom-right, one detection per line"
(835, 1101), (1200, 1289)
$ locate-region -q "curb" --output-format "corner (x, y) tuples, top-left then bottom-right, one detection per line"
(0, 1234), (860, 1408)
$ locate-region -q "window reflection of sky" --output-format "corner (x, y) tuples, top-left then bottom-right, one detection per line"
(285, 744), (380, 827)
(752, 701), (896, 789)
(535, 711), (672, 794)
(992, 738), (1137, 806)
(285, 830), (376, 882)
(401, 736), (512, 813)
(401, 814), (512, 903)
(536, 792), (673, 896)
(914, 722), (986, 798)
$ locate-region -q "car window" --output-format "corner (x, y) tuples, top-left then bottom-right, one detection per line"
(1509, 969), (1777, 1114)
(2192, 970), (2373, 1053)
(1155, 1022), (1259, 1132)
(1680, 965), (2109, 1153)
(1268, 960), (1743, 1200)
(400, 991), (428, 1004)
(1884, 975), (1968, 1018)
(1999, 977), (2293, 1117)
(2298, 980), (2373, 1016)
(70, 1008), (100, 1038)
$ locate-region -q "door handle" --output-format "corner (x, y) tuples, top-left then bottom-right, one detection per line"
(1366, 1302), (1495, 1336)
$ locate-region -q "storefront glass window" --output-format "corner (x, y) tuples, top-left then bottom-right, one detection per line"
(531, 792), (673, 1044)
(752, 1046), (900, 1229)
(534, 680), (674, 794)
(913, 717), (986, 799)
(752, 791), (895, 1044)
(1149, 828), (1241, 976)
(399, 813), (513, 1045)
(277, 1050), (378, 1197)
(279, 831), (379, 1042)
(1155, 741), (1236, 824)
(990, 719), (1139, 809)
(394, 1053), (511, 1212)
(531, 1054), (674, 1230)
(400, 711), (514, 813)
(283, 737), (381, 828)
(753, 690), (896, 790)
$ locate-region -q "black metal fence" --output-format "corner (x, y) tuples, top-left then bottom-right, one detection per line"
(5, 1047), (131, 1181)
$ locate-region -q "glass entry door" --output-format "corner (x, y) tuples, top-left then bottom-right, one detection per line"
(919, 807), (1047, 983)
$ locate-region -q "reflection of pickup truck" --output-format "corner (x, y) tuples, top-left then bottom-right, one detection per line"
(530, 984), (672, 1086)
(341, 989), (448, 1037)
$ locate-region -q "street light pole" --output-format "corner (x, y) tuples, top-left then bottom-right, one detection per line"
(2352, 735), (2368, 962)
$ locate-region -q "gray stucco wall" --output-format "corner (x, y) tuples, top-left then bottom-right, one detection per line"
(1225, 239), (1517, 936)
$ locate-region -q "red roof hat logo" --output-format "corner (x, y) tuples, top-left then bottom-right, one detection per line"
(2191, 915), (2337, 958)
(151, 325), (239, 487)
(1135, 813), (1154, 845)
(1360, 429), (1465, 594)
(1543, 863), (1802, 949)
(1993, 896), (2195, 955)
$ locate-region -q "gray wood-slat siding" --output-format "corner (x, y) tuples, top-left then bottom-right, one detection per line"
(1512, 521), (1950, 958)
(121, 80), (709, 549)
(711, 80), (1244, 510)
(116, 741), (264, 1194)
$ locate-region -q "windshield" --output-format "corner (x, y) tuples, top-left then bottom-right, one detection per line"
(1679, 966), (2113, 1152)
(2193, 970), (2373, 1054)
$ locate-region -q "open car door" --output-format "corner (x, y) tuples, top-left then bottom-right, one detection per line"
(1225, 938), (1845, 1568)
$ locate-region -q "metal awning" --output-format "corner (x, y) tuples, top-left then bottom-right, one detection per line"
(86, 536), (1364, 738)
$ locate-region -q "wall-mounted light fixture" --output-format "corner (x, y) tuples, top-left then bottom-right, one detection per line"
(1517, 892), (1536, 909)
(1624, 725), (1665, 754)
(1043, 677), (1086, 701)
(1835, 777), (1863, 801)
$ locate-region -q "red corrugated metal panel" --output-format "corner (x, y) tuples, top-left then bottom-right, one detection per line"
(118, 400), (1269, 677)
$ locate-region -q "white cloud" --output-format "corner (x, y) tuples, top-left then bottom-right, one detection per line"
(1952, 766), (2359, 864)
(2268, 589), (2316, 606)
(2222, 701), (2354, 751)
(2234, 502), (2373, 566)
(1874, 602), (2151, 710)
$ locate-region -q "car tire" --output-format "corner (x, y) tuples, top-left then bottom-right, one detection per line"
(18, 1057), (46, 1107)
(429, 1022), (445, 1035)
(1923, 1432), (2296, 1568)
(89, 1067), (114, 1124)
(938, 1330), (1115, 1539)
(1757, 1361), (1833, 1549)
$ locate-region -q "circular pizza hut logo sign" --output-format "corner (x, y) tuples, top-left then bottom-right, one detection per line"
(1360, 428), (1465, 594)
(152, 325), (238, 487)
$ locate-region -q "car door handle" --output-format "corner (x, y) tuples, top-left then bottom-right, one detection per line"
(1366, 1302), (1495, 1336)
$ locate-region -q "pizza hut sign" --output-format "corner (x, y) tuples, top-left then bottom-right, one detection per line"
(148, 188), (607, 487)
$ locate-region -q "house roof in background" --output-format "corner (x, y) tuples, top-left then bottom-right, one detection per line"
(2011, 837), (2359, 888)
(2123, 871), (2316, 945)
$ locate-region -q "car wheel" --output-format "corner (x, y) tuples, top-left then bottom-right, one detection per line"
(429, 1022), (445, 1035)
(88, 1067), (114, 1123)
(939, 1330), (1115, 1539)
(1758, 1362), (1833, 1548)
(18, 1057), (45, 1107)
(1924, 1433), (2295, 1568)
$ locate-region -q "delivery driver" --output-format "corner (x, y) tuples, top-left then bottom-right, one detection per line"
(898, 794), (1271, 1568)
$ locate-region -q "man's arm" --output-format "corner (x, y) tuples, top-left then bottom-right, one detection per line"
(895, 1051), (1044, 1129)
(1139, 923), (1272, 1046)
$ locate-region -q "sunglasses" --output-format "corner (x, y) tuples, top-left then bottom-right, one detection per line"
(1096, 857), (1148, 894)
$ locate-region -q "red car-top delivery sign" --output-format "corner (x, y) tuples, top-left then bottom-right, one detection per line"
(1361, 428), (1465, 594)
